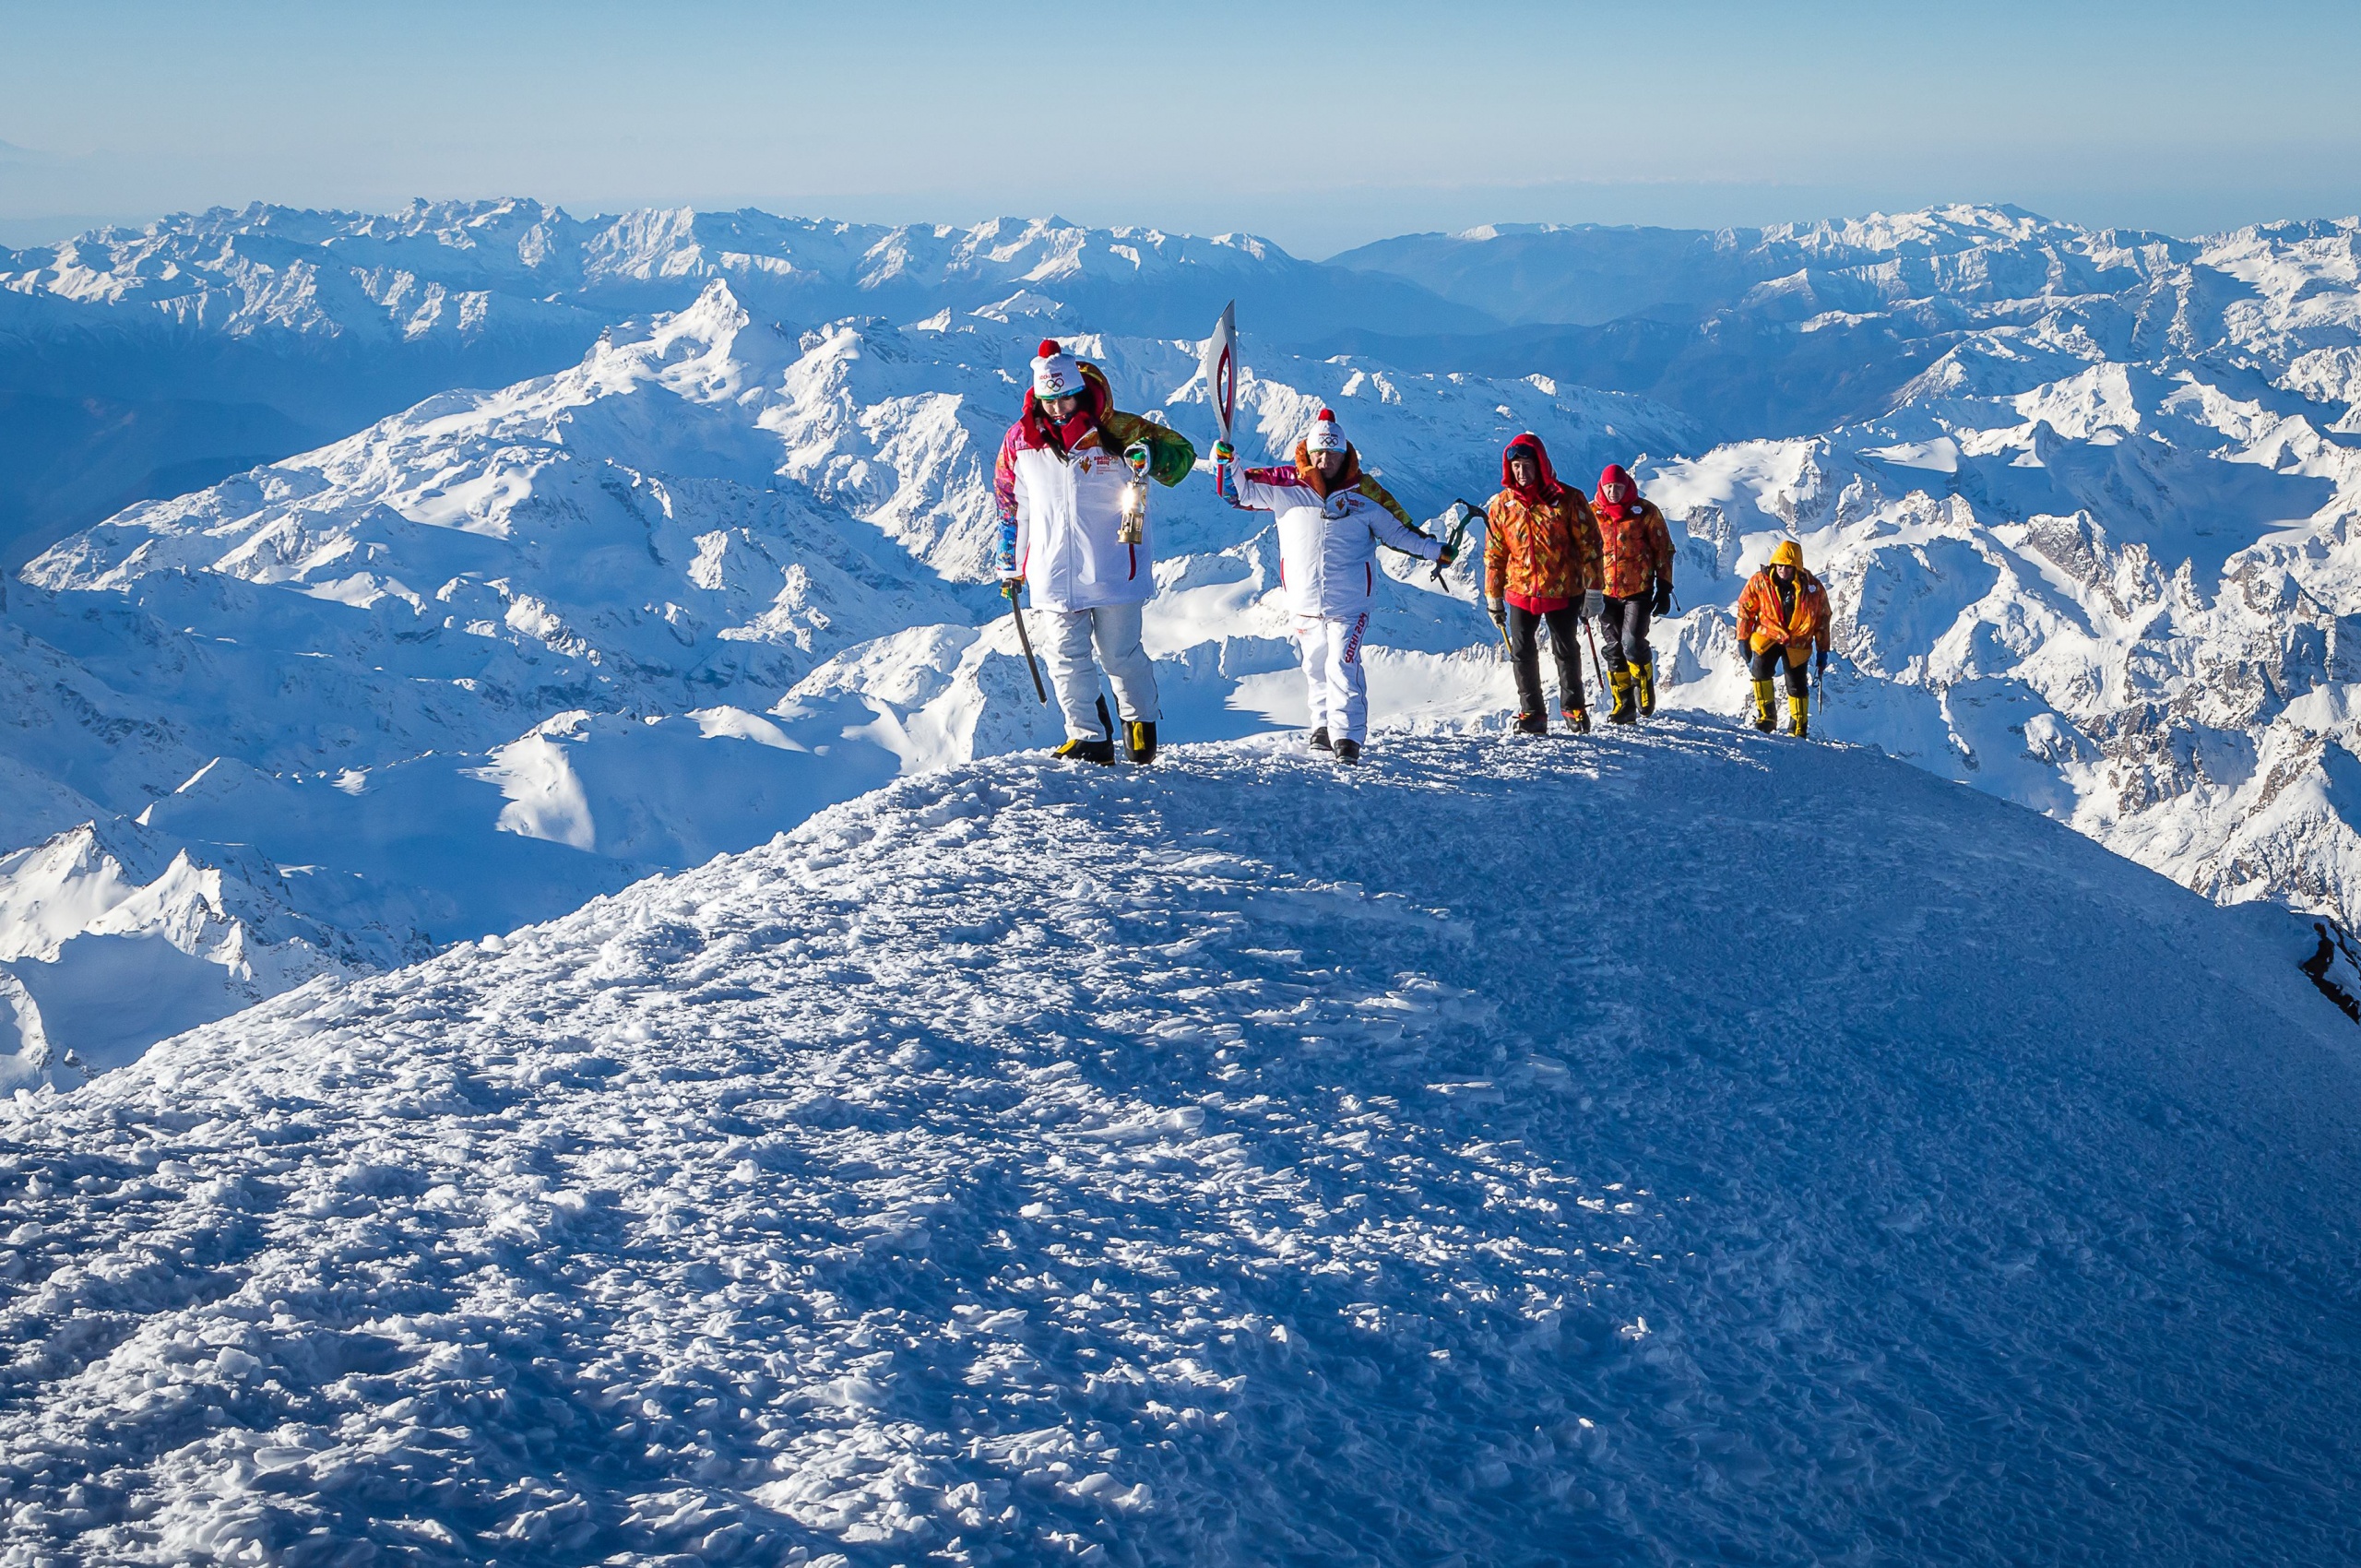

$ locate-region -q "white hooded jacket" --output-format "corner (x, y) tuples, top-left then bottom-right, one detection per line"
(1011, 441), (1152, 612)
(1226, 462), (1440, 619)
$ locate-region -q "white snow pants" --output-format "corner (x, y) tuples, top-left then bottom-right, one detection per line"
(1040, 602), (1160, 741)
(1296, 612), (1370, 744)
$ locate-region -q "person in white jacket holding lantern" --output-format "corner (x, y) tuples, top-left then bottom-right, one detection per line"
(1213, 408), (1453, 763)
(994, 339), (1195, 764)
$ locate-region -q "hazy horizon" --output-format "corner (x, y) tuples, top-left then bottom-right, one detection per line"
(5, 0), (2356, 257)
(6, 187), (2361, 264)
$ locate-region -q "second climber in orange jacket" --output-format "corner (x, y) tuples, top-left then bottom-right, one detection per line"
(1484, 433), (1605, 735)
(1591, 462), (1675, 725)
(1733, 539), (1832, 736)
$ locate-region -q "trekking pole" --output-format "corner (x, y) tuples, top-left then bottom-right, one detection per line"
(1006, 587), (1048, 705)
(1584, 615), (1608, 707)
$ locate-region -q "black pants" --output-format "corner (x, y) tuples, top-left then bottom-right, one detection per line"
(1750, 645), (1811, 697)
(1597, 595), (1653, 672)
(1506, 604), (1585, 715)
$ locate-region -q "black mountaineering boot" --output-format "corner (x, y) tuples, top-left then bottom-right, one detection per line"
(1309, 726), (1333, 753)
(1561, 707), (1592, 735)
(1514, 712), (1548, 737)
(1126, 719), (1158, 765)
(1334, 738), (1362, 765)
(1054, 737), (1116, 765)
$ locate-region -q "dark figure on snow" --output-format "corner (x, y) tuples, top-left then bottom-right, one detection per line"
(1591, 462), (1675, 725)
(1734, 539), (1832, 737)
(1484, 434), (1604, 735)
(2301, 922), (2361, 1023)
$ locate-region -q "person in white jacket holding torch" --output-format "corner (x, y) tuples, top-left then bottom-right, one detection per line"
(1213, 408), (1453, 763)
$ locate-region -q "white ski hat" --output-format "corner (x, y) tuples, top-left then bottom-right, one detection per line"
(1307, 407), (1347, 455)
(1032, 339), (1085, 400)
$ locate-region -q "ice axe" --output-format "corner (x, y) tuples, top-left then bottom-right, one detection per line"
(1437, 495), (1513, 661)
(1432, 497), (1486, 594)
(1004, 584), (1048, 705)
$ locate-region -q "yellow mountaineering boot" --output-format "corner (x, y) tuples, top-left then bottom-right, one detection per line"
(1751, 678), (1776, 732)
(1607, 666), (1637, 725)
(1634, 658), (1657, 718)
(1787, 686), (1810, 739)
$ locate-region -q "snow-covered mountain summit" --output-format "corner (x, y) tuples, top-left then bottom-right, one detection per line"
(10, 198), (2361, 1079)
(4, 730), (2355, 1563)
(0, 280), (1691, 1077)
(1322, 208), (2361, 929)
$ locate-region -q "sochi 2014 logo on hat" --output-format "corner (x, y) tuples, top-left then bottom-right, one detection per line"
(1032, 339), (1083, 398)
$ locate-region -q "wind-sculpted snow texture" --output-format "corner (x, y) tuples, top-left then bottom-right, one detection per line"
(3, 731), (2358, 1565)
(11, 200), (2361, 1073)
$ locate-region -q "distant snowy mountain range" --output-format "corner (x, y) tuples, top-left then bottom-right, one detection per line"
(0, 201), (1486, 564)
(6, 197), (2361, 1079)
(1327, 204), (2361, 436)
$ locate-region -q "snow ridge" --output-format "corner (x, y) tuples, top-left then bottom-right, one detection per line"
(0, 283), (1694, 1074)
(11, 201), (2361, 1076)
(3, 731), (2356, 1564)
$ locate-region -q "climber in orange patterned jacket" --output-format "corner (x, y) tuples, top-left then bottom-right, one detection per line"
(1484, 434), (1604, 734)
(1733, 539), (1832, 737)
(1592, 462), (1675, 725)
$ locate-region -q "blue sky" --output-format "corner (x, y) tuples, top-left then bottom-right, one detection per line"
(3, 0), (2356, 254)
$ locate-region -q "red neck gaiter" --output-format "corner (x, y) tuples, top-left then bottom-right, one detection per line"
(1596, 463), (1636, 522)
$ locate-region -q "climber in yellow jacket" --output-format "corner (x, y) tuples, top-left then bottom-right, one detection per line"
(1732, 540), (1832, 737)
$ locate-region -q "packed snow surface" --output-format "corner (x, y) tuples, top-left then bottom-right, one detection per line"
(5, 728), (2357, 1565)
